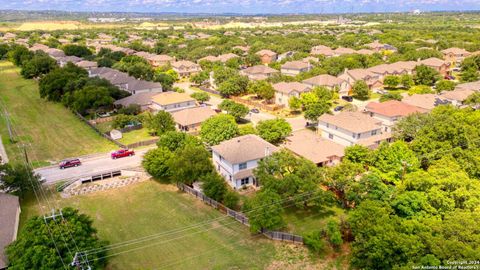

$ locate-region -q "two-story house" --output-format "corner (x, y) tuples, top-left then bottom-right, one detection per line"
(240, 65), (279, 81)
(364, 100), (427, 132)
(280, 61), (311, 76)
(150, 92), (196, 112)
(273, 82), (311, 108)
(255, 49), (278, 64)
(171, 60), (201, 77)
(418, 57), (450, 77)
(211, 135), (279, 189)
(302, 74), (349, 96)
(318, 111), (391, 149)
(442, 47), (471, 66)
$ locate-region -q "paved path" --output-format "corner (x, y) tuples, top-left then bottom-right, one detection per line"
(35, 148), (151, 184)
(0, 135), (8, 164)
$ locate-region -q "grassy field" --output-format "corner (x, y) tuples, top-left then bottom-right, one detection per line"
(0, 61), (116, 165)
(117, 128), (157, 145)
(20, 181), (329, 270)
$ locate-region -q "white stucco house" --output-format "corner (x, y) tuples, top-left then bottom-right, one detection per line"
(211, 135), (279, 190)
(150, 92), (196, 113)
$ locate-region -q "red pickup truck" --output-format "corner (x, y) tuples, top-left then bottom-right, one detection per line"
(59, 159), (81, 169)
(111, 149), (135, 159)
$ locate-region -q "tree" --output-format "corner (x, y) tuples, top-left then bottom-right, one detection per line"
(383, 75), (400, 89)
(379, 92), (403, 102)
(200, 114), (239, 145)
(0, 43), (9, 59)
(0, 164), (40, 198)
(288, 96), (301, 111)
(238, 124), (257, 136)
(223, 191), (240, 209)
(6, 207), (107, 270)
(218, 100), (249, 121)
(344, 145), (371, 165)
(217, 75), (249, 97)
(256, 118), (292, 144)
(112, 114), (137, 129)
(460, 68), (479, 82)
(247, 80), (275, 101)
(153, 72), (175, 91)
(190, 71), (209, 85)
(325, 219), (343, 248)
(156, 131), (201, 152)
(168, 145), (214, 185)
(464, 92), (480, 106)
(400, 74), (414, 89)
(62, 44), (92, 57)
(200, 172), (227, 202)
(117, 104), (141, 115)
(413, 64), (440, 86)
(69, 86), (114, 114)
(8, 45), (33, 66)
(142, 111), (176, 135)
(142, 147), (174, 180)
(243, 189), (285, 233)
(351, 80), (370, 100)
(371, 141), (420, 184)
(435, 80), (455, 92)
(190, 91), (210, 103)
(39, 63), (88, 102)
(304, 102), (330, 122)
(408, 85), (433, 95)
(20, 52), (57, 78)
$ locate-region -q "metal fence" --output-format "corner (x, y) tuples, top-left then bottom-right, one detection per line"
(125, 138), (159, 149)
(177, 183), (303, 244)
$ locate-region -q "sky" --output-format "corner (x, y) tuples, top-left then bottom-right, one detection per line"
(2, 0), (480, 14)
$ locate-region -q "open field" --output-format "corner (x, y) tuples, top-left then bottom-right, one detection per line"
(20, 181), (327, 270)
(0, 61), (116, 166)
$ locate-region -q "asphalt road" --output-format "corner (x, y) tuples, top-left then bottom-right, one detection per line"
(35, 148), (151, 184)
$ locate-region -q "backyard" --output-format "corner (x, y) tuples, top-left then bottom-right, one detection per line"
(19, 181), (335, 270)
(0, 61), (116, 166)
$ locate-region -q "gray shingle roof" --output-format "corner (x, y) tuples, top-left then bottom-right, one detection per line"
(211, 135), (279, 164)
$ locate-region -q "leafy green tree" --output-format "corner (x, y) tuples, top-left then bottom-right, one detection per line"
(8, 45), (33, 66)
(190, 71), (209, 85)
(256, 118), (292, 144)
(142, 147), (174, 180)
(304, 102), (330, 122)
(117, 104), (141, 115)
(190, 91), (210, 103)
(69, 86), (114, 114)
(0, 43), (10, 59)
(400, 74), (414, 89)
(217, 75), (249, 97)
(379, 92), (403, 102)
(153, 72), (175, 91)
(97, 57), (114, 68)
(243, 189), (285, 233)
(413, 64), (440, 86)
(156, 131), (201, 152)
(247, 80), (275, 101)
(218, 100), (249, 121)
(303, 230), (325, 253)
(238, 124), (257, 136)
(112, 114), (137, 129)
(0, 164), (40, 198)
(351, 80), (370, 100)
(460, 68), (479, 82)
(325, 219), (343, 248)
(344, 145), (372, 165)
(168, 145), (214, 185)
(288, 96), (301, 111)
(39, 63), (88, 102)
(435, 80), (455, 92)
(383, 75), (400, 89)
(223, 191), (240, 209)
(200, 114), (239, 145)
(371, 141), (420, 183)
(62, 44), (92, 57)
(20, 52), (57, 78)
(323, 160), (366, 208)
(142, 111), (176, 135)
(6, 207), (107, 270)
(464, 92), (480, 106)
(408, 85), (433, 95)
(200, 172), (227, 202)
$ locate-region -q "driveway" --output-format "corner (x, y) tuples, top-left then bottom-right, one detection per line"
(35, 148), (151, 184)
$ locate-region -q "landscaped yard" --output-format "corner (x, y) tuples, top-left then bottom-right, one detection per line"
(116, 128), (157, 145)
(0, 61), (116, 166)
(20, 181), (330, 270)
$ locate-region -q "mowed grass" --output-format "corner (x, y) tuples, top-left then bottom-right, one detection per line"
(0, 61), (116, 165)
(21, 181), (282, 270)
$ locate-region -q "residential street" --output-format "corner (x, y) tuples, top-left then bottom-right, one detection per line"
(35, 148), (151, 184)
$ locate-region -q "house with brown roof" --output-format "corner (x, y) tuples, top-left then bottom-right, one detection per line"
(56, 55), (82, 67)
(442, 47), (471, 66)
(333, 47), (357, 56)
(150, 92), (196, 112)
(76, 60), (98, 70)
(303, 74), (349, 96)
(318, 111), (391, 148)
(29, 43), (49, 52)
(365, 40), (397, 52)
(172, 60), (201, 77)
(338, 68), (383, 92)
(148, 54), (175, 67)
(273, 82), (311, 108)
(284, 129), (345, 167)
(240, 65), (279, 80)
(439, 89), (476, 107)
(170, 106), (217, 134)
(418, 57), (450, 76)
(280, 60), (312, 76)
(455, 80), (480, 92)
(365, 100), (427, 132)
(310, 45), (335, 57)
(212, 134), (279, 189)
(401, 93), (447, 111)
(255, 49), (277, 64)
(0, 193), (20, 270)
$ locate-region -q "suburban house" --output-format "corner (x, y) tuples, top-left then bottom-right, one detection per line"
(255, 49), (278, 64)
(45, 48), (66, 58)
(401, 93), (448, 111)
(338, 68), (383, 92)
(150, 92), (196, 112)
(29, 43), (49, 52)
(56, 55), (82, 67)
(124, 79), (163, 95)
(318, 111), (391, 148)
(198, 53), (238, 63)
(211, 135), (279, 189)
(302, 74), (349, 96)
(442, 47), (471, 66)
(114, 92), (157, 111)
(310, 45), (335, 57)
(419, 57), (450, 76)
(0, 193), (20, 270)
(273, 82), (311, 108)
(148, 54), (175, 67)
(284, 129), (345, 167)
(365, 100), (427, 132)
(455, 80), (480, 91)
(172, 60), (201, 77)
(333, 47), (357, 56)
(170, 106), (217, 134)
(365, 40), (397, 52)
(357, 49), (375, 55)
(76, 60), (98, 70)
(280, 61), (312, 76)
(240, 65), (279, 80)
(439, 89), (476, 107)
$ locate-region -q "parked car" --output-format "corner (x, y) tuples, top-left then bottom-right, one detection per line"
(341, 96), (353, 102)
(444, 75), (455, 80)
(250, 108), (260, 113)
(97, 111), (112, 118)
(59, 159), (81, 169)
(377, 90), (388, 95)
(334, 106), (344, 112)
(111, 149), (135, 159)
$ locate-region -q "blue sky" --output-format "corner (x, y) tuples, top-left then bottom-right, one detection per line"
(2, 0), (480, 14)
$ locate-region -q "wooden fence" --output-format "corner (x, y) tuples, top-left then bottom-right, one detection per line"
(119, 124), (143, 133)
(74, 112), (127, 149)
(88, 116), (115, 125)
(125, 138), (159, 149)
(198, 86), (220, 95)
(177, 183), (303, 244)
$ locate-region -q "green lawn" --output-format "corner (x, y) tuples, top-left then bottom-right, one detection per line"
(0, 61), (116, 165)
(117, 128), (157, 145)
(283, 205), (347, 235)
(20, 181), (325, 270)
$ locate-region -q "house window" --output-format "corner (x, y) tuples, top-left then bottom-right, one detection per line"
(357, 133), (361, 139)
(241, 178), (249, 185)
(239, 162), (247, 170)
(371, 130), (377, 136)
(326, 123), (329, 128)
(352, 133), (356, 138)
(329, 133), (334, 140)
